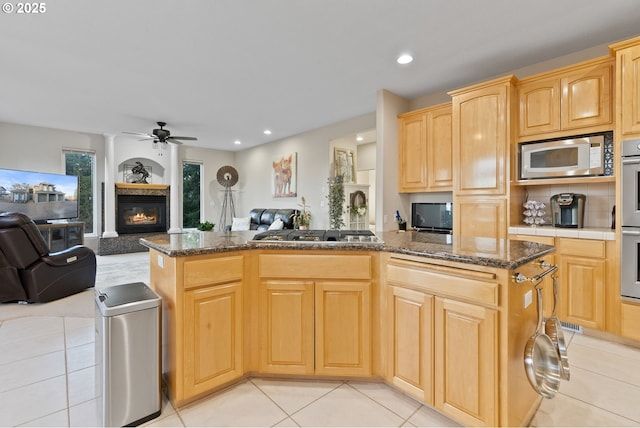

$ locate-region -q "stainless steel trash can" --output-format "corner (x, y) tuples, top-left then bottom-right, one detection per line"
(95, 282), (161, 427)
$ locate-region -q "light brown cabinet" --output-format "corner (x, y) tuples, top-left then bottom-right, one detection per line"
(387, 286), (434, 403)
(556, 238), (606, 330)
(383, 253), (536, 427)
(518, 58), (613, 139)
(611, 36), (640, 138)
(149, 251), (245, 407)
(398, 103), (452, 192)
(258, 252), (372, 377)
(449, 76), (516, 240)
(183, 281), (243, 398)
(435, 297), (497, 427)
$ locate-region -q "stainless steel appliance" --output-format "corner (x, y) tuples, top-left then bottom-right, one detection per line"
(621, 139), (640, 299)
(95, 282), (161, 427)
(550, 193), (586, 228)
(518, 132), (613, 180)
(250, 229), (383, 245)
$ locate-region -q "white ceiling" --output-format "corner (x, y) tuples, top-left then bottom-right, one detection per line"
(1, 0), (640, 151)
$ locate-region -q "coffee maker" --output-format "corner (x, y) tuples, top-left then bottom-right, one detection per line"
(550, 193), (586, 228)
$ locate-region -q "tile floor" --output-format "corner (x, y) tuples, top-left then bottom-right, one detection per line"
(1, 252), (640, 427)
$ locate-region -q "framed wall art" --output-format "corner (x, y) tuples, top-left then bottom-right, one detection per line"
(272, 152), (297, 198)
(334, 147), (355, 184)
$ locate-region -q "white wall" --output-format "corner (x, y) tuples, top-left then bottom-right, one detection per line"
(376, 90), (410, 231)
(235, 113), (375, 230)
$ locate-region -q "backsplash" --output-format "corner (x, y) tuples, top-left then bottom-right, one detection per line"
(523, 182), (615, 229)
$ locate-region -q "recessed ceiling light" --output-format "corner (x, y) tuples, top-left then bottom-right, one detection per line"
(234, 140), (241, 145)
(356, 136), (364, 142)
(263, 129), (272, 135)
(397, 54), (413, 65)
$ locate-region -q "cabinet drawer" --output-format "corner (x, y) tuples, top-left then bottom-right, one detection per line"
(183, 255), (243, 289)
(259, 254), (371, 279)
(557, 238), (605, 258)
(386, 258), (498, 307)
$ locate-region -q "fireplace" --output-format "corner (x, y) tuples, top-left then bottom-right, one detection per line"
(117, 194), (167, 234)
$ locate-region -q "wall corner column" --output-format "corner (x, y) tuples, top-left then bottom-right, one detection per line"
(168, 142), (182, 234)
(102, 133), (118, 238)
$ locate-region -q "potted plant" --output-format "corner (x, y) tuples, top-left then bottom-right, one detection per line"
(196, 221), (215, 231)
(328, 175), (345, 230)
(293, 196), (312, 229)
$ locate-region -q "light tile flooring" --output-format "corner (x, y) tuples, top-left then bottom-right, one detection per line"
(1, 252), (640, 427)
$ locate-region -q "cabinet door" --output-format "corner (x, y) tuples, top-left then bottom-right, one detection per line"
(427, 105), (453, 190)
(183, 282), (243, 398)
(455, 197), (507, 240)
(561, 61), (612, 130)
(618, 44), (640, 137)
(315, 281), (371, 376)
(435, 297), (497, 427)
(388, 286), (433, 404)
(260, 280), (314, 375)
(518, 77), (561, 136)
(398, 112), (428, 192)
(557, 255), (605, 329)
(453, 82), (510, 196)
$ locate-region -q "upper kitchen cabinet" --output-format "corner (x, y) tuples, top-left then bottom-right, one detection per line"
(450, 76), (516, 197)
(518, 57), (613, 140)
(611, 36), (640, 138)
(398, 103), (452, 192)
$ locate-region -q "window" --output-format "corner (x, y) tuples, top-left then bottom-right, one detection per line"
(64, 150), (96, 235)
(182, 161), (202, 229)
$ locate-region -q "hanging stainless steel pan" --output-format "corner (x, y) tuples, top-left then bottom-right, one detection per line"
(545, 274), (570, 380)
(524, 284), (561, 398)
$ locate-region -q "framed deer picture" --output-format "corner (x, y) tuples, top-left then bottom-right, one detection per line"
(272, 152), (297, 198)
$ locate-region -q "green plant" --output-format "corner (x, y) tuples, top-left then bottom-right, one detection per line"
(327, 175), (345, 230)
(196, 220), (215, 231)
(293, 196), (312, 228)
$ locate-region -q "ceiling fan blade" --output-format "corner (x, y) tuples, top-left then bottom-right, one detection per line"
(165, 137), (183, 145)
(123, 131), (155, 138)
(170, 136), (198, 141)
(138, 137), (155, 141)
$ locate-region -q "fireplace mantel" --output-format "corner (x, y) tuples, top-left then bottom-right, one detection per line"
(115, 183), (169, 191)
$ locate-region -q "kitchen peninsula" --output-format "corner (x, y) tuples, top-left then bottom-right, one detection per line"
(141, 231), (555, 427)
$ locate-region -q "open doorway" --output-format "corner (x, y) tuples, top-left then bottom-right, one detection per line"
(329, 129), (376, 231)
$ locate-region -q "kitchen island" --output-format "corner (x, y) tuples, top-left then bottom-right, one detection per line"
(141, 231), (555, 427)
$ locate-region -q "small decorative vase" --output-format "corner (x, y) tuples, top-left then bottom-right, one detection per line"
(299, 225), (309, 230)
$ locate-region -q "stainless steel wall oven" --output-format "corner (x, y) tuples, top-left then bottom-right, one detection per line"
(621, 139), (640, 299)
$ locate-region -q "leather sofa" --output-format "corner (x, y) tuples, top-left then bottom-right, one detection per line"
(249, 208), (298, 231)
(0, 212), (96, 303)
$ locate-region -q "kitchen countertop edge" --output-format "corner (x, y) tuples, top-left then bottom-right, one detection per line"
(139, 231), (556, 270)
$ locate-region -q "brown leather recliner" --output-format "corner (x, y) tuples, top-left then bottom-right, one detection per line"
(0, 212), (96, 303)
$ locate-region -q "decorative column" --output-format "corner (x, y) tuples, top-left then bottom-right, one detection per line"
(102, 134), (118, 238)
(168, 142), (182, 234)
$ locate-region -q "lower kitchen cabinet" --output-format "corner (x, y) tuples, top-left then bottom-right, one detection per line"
(259, 278), (371, 376)
(259, 280), (315, 374)
(556, 238), (606, 330)
(384, 252), (536, 427)
(435, 297), (497, 427)
(148, 250), (246, 407)
(258, 251), (374, 377)
(183, 281), (243, 398)
(387, 286), (434, 404)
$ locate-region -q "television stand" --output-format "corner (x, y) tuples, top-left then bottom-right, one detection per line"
(36, 222), (84, 252)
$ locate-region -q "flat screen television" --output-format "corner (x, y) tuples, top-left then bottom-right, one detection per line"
(0, 168), (79, 223)
(411, 202), (453, 234)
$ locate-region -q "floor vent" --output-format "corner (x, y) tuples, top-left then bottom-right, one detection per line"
(560, 321), (583, 334)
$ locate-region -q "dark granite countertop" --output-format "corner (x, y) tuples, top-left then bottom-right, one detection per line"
(140, 230), (555, 270)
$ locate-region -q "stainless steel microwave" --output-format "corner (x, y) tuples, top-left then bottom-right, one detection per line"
(518, 132), (613, 180)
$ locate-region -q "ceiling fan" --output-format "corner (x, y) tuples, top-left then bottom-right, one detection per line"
(123, 121), (198, 144)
